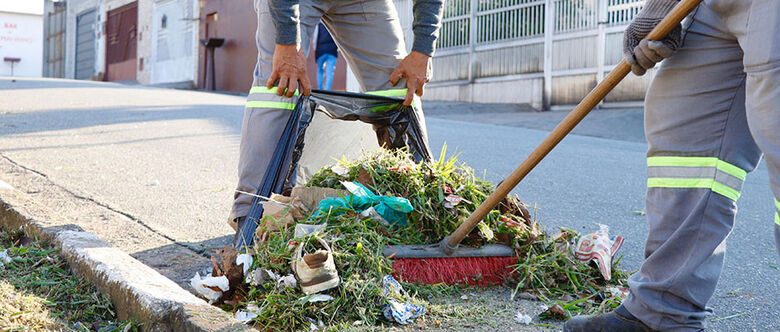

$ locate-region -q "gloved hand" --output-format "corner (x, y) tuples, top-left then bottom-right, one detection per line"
(623, 0), (681, 76)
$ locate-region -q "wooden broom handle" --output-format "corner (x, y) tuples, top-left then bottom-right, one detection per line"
(446, 0), (704, 249)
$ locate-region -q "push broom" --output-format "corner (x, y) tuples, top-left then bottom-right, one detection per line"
(383, 0), (704, 286)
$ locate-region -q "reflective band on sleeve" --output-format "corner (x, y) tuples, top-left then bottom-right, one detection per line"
(365, 88), (407, 97)
(248, 86), (299, 96)
(647, 156), (747, 201)
(245, 101), (296, 110)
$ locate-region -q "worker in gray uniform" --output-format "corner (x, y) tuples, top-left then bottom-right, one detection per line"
(229, 0), (444, 243)
(565, 0), (780, 331)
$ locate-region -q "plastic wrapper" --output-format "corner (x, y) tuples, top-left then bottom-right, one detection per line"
(381, 275), (424, 324)
(573, 224), (625, 280)
(235, 91), (432, 247)
(313, 181), (414, 225)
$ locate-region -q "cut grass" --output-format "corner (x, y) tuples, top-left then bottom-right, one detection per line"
(0, 228), (140, 332)
(229, 148), (628, 330)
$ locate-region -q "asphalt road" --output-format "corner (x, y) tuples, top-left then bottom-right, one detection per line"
(1, 77), (777, 331)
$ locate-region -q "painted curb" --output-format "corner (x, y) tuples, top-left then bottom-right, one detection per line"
(0, 180), (252, 332)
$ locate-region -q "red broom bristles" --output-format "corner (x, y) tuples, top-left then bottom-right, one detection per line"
(391, 256), (517, 286)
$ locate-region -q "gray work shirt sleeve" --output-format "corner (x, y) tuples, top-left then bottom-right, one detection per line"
(268, 0), (301, 45)
(412, 0), (444, 56)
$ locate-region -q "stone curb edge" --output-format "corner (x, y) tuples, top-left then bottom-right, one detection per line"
(0, 181), (252, 332)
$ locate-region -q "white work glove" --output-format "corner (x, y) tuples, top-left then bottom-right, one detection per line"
(623, 0), (681, 76)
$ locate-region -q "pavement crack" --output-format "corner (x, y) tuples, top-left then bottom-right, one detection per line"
(0, 153), (211, 257)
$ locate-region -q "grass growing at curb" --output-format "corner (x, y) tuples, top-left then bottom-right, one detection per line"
(0, 228), (140, 332)
(229, 148), (628, 330)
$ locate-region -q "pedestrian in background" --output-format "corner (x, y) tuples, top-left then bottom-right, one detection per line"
(315, 23), (338, 90)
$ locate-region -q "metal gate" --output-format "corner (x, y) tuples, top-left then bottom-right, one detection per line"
(44, 1), (66, 78)
(75, 8), (96, 80)
(105, 2), (138, 81)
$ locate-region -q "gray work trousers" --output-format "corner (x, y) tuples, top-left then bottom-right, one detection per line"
(229, 0), (417, 224)
(623, 0), (780, 330)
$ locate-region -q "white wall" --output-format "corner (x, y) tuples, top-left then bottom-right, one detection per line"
(150, 0), (198, 85)
(0, 11), (43, 77)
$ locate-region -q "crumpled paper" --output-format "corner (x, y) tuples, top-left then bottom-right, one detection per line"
(235, 304), (260, 323)
(514, 312), (532, 324)
(190, 273), (229, 304)
(381, 275), (424, 325)
(236, 253), (253, 283)
(573, 224), (624, 280)
(0, 250), (11, 268)
(266, 270), (298, 288)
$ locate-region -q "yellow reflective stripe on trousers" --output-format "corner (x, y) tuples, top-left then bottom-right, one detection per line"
(245, 101), (296, 110)
(365, 88), (407, 97)
(647, 156), (747, 180)
(775, 198), (780, 225)
(646, 156), (748, 201)
(647, 178), (741, 201)
(248, 86), (299, 96)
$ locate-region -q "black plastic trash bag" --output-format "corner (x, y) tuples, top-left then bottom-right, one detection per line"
(234, 90), (432, 248)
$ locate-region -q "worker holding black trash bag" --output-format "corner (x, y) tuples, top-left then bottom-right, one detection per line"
(229, 0), (444, 246)
(565, 0), (780, 331)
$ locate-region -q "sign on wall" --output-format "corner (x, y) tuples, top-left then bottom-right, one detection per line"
(0, 12), (43, 77)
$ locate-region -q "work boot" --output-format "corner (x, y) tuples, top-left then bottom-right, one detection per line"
(563, 305), (654, 332)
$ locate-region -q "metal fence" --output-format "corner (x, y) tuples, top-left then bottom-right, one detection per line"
(395, 0), (648, 108)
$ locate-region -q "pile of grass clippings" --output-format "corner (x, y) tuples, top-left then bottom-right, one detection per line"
(226, 148), (628, 330)
(0, 228), (140, 332)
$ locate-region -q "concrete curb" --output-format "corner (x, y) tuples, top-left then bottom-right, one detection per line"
(0, 180), (252, 332)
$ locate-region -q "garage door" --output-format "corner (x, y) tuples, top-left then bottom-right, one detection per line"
(75, 8), (96, 80)
(105, 2), (138, 81)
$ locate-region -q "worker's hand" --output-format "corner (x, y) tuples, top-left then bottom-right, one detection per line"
(267, 44), (312, 97)
(623, 0), (681, 76)
(390, 51), (432, 106)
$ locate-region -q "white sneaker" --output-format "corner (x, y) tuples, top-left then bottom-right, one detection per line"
(292, 236), (340, 294)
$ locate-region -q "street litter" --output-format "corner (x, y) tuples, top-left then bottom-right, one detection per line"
(514, 312), (533, 325)
(294, 223), (326, 237)
(292, 236), (340, 295)
(607, 286), (630, 300)
(234, 304), (259, 323)
(199, 149), (628, 329)
(573, 224), (624, 280)
(264, 269), (297, 289)
(540, 304), (569, 320)
(381, 275), (424, 325)
(236, 253), (253, 278)
(0, 250), (11, 268)
(300, 294), (334, 303)
(190, 273), (229, 304)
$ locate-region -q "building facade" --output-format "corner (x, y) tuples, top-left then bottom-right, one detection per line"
(0, 4), (44, 77)
(58, 0), (199, 86)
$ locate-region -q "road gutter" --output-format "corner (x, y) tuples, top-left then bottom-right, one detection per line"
(0, 179), (251, 332)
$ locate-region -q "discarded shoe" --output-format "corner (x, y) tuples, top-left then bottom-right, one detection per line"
(292, 236), (340, 295)
(563, 305), (653, 332)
